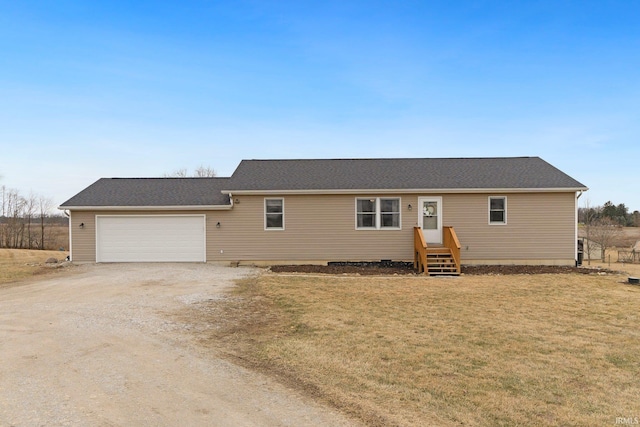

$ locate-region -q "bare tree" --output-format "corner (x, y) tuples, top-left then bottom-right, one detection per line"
(580, 199), (599, 265)
(589, 217), (623, 262)
(38, 195), (53, 250)
(164, 166), (216, 177)
(164, 168), (189, 177)
(0, 187), (60, 250)
(1, 184), (6, 217)
(3, 188), (24, 248)
(193, 165), (217, 177)
(0, 185), (5, 245)
(23, 192), (37, 249)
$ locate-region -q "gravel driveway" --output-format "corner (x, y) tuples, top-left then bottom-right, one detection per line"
(0, 264), (357, 427)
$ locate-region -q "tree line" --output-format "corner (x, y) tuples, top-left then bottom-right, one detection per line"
(1, 185), (65, 250)
(578, 201), (640, 227)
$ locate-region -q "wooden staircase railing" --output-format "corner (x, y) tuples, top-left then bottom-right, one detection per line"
(414, 226), (461, 276)
(443, 226), (461, 275)
(414, 227), (428, 273)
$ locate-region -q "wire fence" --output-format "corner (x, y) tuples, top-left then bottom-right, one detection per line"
(618, 250), (640, 264)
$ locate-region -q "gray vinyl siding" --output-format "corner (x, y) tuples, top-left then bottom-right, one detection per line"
(69, 191), (577, 264)
(209, 195), (412, 262)
(208, 193), (576, 264)
(211, 192), (577, 264)
(444, 192), (577, 263)
(69, 211), (97, 262)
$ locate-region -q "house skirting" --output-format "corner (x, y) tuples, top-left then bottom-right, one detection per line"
(460, 258), (576, 267)
(228, 258), (576, 267)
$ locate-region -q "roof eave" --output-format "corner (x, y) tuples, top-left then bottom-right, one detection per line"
(57, 204), (233, 211)
(222, 187), (589, 195)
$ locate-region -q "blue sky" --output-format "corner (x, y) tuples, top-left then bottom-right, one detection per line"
(1, 1), (639, 212)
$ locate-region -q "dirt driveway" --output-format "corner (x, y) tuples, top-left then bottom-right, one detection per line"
(0, 264), (357, 427)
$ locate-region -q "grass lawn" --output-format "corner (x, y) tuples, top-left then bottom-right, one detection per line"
(0, 248), (69, 285)
(211, 270), (640, 426)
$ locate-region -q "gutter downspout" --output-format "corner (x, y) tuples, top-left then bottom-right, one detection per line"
(64, 210), (72, 262)
(575, 190), (584, 266)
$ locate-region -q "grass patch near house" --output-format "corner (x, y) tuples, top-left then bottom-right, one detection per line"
(209, 272), (640, 426)
(0, 249), (69, 285)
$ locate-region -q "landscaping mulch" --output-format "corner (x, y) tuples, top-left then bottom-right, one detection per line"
(269, 262), (618, 275)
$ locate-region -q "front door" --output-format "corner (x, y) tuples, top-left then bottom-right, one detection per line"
(418, 197), (442, 244)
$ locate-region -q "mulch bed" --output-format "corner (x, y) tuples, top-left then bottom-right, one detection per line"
(269, 262), (618, 276)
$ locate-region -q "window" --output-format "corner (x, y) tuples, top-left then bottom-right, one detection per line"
(489, 196), (506, 224)
(265, 198), (284, 230)
(380, 198), (400, 228)
(356, 197), (401, 230)
(356, 199), (376, 228)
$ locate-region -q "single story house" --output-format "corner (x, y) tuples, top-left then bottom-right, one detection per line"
(59, 157), (587, 271)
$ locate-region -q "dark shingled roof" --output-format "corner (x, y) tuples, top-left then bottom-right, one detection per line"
(60, 178), (231, 207)
(59, 157), (587, 207)
(226, 157), (587, 191)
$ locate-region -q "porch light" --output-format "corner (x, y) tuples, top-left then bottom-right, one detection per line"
(408, 204), (412, 211)
(79, 223), (85, 229)
(216, 222), (221, 228)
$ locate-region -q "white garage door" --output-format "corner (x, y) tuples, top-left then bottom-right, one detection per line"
(96, 215), (206, 262)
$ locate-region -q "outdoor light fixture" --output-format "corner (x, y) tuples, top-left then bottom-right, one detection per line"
(79, 223), (85, 229)
(216, 222), (221, 228)
(408, 204), (413, 211)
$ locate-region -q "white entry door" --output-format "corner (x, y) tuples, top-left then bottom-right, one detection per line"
(418, 197), (442, 244)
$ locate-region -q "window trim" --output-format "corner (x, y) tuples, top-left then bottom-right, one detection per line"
(488, 196), (507, 225)
(356, 198), (377, 229)
(264, 198), (285, 230)
(355, 197), (402, 230)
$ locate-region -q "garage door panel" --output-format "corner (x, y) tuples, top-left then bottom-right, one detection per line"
(97, 216), (205, 262)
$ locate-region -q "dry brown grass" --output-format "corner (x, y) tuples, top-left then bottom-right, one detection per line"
(211, 270), (640, 426)
(0, 248), (69, 285)
(587, 248), (640, 277)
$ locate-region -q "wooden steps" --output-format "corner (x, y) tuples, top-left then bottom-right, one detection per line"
(414, 227), (461, 276)
(426, 247), (460, 276)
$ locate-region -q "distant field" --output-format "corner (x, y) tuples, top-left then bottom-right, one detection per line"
(619, 227), (640, 247)
(579, 225), (640, 248)
(0, 249), (69, 285)
(203, 269), (640, 426)
(0, 223), (68, 251)
(47, 224), (69, 250)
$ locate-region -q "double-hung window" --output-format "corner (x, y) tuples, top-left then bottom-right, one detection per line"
(356, 197), (401, 230)
(356, 199), (377, 228)
(265, 198), (284, 230)
(489, 196), (506, 225)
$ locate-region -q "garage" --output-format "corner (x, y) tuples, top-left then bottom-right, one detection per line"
(96, 215), (206, 262)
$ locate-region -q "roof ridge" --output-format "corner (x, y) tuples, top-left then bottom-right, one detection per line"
(242, 156), (539, 161)
(105, 177), (229, 180)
